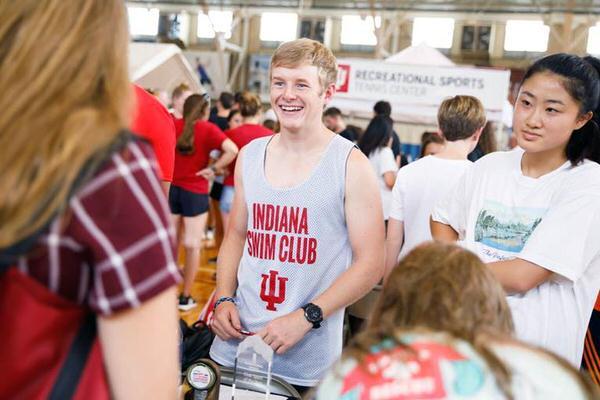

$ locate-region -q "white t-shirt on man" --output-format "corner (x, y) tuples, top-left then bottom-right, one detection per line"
(432, 149), (600, 366)
(368, 146), (398, 220)
(390, 155), (472, 259)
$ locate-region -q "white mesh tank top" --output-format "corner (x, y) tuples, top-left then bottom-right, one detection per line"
(210, 134), (355, 386)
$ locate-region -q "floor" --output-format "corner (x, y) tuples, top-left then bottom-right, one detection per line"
(178, 240), (218, 326)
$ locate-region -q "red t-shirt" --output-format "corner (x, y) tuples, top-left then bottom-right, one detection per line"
(130, 85), (176, 182)
(224, 124), (273, 186)
(172, 119), (227, 194)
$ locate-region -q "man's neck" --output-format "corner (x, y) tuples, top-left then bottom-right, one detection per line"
(434, 139), (473, 160)
(277, 124), (333, 154)
(335, 122), (346, 134)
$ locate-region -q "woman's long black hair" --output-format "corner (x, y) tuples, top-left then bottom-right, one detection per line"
(357, 115), (393, 157)
(521, 54), (600, 165)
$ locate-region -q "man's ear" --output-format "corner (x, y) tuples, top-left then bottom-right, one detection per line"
(472, 126), (484, 142)
(322, 83), (337, 106)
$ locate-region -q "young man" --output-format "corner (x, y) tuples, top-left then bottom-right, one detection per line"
(170, 83), (193, 119)
(209, 39), (384, 389)
(384, 95), (485, 278)
(323, 107), (356, 142)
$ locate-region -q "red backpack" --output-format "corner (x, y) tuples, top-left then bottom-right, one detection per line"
(0, 133), (133, 399)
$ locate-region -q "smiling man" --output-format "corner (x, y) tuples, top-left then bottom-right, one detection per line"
(209, 39), (384, 391)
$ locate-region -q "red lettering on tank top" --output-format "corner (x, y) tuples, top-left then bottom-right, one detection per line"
(279, 235), (289, 262)
(265, 205), (275, 230)
(289, 207), (299, 233)
(254, 203), (265, 230)
(307, 238), (317, 264)
(264, 233), (276, 260)
(298, 208), (308, 234)
(279, 206), (288, 232)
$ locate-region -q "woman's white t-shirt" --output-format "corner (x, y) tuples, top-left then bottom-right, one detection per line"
(432, 149), (600, 366)
(368, 146), (398, 220)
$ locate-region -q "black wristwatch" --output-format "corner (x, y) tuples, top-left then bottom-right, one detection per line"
(301, 303), (323, 329)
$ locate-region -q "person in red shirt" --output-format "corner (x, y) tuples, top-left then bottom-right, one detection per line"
(131, 84), (176, 193)
(221, 92), (273, 232)
(171, 93), (238, 310)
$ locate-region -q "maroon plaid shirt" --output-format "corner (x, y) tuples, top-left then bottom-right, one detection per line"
(20, 140), (181, 315)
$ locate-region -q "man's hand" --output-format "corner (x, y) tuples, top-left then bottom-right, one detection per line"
(257, 309), (312, 355)
(211, 302), (244, 340)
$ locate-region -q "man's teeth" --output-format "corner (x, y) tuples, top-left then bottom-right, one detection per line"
(280, 105), (303, 112)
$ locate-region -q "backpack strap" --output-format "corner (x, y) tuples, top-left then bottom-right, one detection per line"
(48, 314), (97, 400)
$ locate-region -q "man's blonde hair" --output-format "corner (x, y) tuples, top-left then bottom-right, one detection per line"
(437, 95), (486, 141)
(270, 38), (338, 90)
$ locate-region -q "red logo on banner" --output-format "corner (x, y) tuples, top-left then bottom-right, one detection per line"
(260, 270), (288, 311)
(336, 64), (350, 93)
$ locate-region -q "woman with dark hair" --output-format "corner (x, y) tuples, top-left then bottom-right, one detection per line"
(171, 94), (238, 310)
(432, 54), (600, 368)
(317, 243), (598, 399)
(357, 116), (398, 222)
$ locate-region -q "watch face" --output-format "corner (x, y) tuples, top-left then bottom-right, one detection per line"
(306, 304), (322, 322)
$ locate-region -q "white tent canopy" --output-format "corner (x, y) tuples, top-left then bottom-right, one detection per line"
(129, 42), (203, 94)
(385, 43), (456, 67)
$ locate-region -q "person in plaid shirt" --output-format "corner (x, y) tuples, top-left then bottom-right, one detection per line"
(0, 1), (181, 398)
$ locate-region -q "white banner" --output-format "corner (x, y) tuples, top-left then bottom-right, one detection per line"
(335, 59), (510, 112)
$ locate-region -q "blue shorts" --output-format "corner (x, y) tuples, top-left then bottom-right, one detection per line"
(169, 185), (209, 217)
(220, 186), (235, 213)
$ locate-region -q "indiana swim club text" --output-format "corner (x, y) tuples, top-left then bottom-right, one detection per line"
(247, 203), (317, 265)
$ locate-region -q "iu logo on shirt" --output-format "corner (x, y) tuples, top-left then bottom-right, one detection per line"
(260, 270), (288, 311)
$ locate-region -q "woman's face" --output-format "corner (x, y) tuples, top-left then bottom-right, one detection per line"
(423, 142), (444, 156)
(229, 113), (243, 130)
(513, 71), (591, 157)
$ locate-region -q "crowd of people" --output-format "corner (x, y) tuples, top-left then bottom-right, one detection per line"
(2, 1), (600, 399)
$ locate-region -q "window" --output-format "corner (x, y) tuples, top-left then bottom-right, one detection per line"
(127, 7), (159, 36)
(340, 15), (380, 46)
(260, 12), (298, 42)
(504, 20), (549, 52)
(411, 17), (454, 49)
(197, 10), (233, 39)
(587, 23), (600, 55)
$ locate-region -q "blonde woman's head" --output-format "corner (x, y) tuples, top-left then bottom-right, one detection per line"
(0, 0), (131, 246)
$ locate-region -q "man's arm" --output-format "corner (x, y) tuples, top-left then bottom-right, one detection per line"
(488, 258), (553, 294)
(384, 218), (404, 280)
(211, 148), (247, 341)
(259, 149), (385, 354)
(430, 218), (459, 242)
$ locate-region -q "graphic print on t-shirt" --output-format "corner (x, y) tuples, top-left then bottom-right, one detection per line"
(247, 202), (319, 311)
(339, 340), (485, 399)
(474, 200), (546, 256)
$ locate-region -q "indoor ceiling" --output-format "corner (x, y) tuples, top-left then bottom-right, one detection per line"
(127, 0), (600, 15)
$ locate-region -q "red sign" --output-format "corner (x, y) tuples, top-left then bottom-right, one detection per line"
(336, 64), (350, 93)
